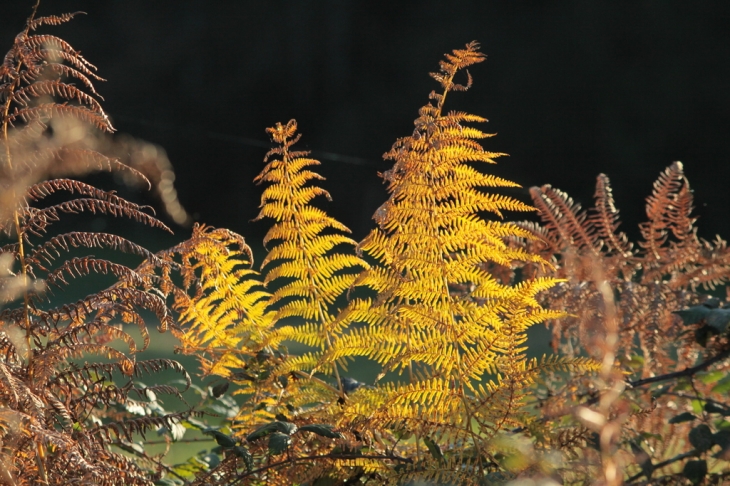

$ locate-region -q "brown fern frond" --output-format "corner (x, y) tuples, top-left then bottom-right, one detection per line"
(10, 103), (112, 132)
(44, 256), (150, 290)
(511, 162), (730, 481)
(28, 12), (85, 31)
(589, 173), (633, 257)
(530, 184), (600, 254)
(11, 80), (104, 113)
(21, 198), (171, 237)
(27, 232), (164, 269)
(44, 319), (141, 354)
(0, 8), (193, 485)
(639, 161), (685, 262)
(89, 410), (199, 443)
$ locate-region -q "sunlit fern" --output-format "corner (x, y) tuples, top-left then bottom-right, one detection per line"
(321, 42), (591, 482)
(167, 42), (600, 486)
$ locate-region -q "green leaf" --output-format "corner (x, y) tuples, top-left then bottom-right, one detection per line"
(183, 417), (209, 430)
(246, 421), (298, 442)
(668, 412), (697, 424)
(231, 371), (257, 382)
(312, 477), (339, 486)
(694, 325), (715, 347)
(711, 375), (730, 394)
(675, 305), (712, 325)
(629, 441), (653, 479)
(691, 399), (704, 415)
(268, 431), (291, 455)
(628, 354), (644, 367)
(699, 370), (725, 384)
(682, 459), (707, 485)
(169, 421), (186, 441)
(196, 452), (221, 469)
(704, 402), (730, 416)
(155, 478), (183, 486)
(639, 432), (663, 442)
(298, 424), (343, 439)
(713, 430), (730, 449)
(688, 424), (713, 452)
(423, 436), (445, 464)
(480, 472), (513, 484)
(211, 382), (230, 398)
(714, 430), (730, 460)
(233, 446), (253, 471)
(706, 308), (730, 333)
(206, 430), (237, 448)
(673, 379), (692, 391)
(277, 375), (289, 388)
(116, 441), (145, 455)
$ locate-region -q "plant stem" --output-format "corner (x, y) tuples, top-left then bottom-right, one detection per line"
(628, 347), (730, 388)
(229, 452), (412, 486)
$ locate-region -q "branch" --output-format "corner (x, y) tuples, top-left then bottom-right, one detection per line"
(627, 347), (730, 389)
(228, 452), (413, 486)
(137, 437), (215, 446)
(111, 441), (190, 484)
(625, 449), (697, 484)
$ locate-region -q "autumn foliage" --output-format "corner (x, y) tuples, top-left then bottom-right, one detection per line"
(1, 5), (729, 486)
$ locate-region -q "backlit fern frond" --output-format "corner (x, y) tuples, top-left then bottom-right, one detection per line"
(323, 42), (566, 478)
(254, 119), (367, 393)
(160, 224), (315, 430)
(167, 224), (273, 378)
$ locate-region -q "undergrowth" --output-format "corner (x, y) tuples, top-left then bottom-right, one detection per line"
(1, 4), (729, 486)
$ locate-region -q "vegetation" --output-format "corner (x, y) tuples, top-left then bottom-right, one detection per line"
(1, 5), (729, 485)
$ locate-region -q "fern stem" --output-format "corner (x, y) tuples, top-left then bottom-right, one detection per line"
(35, 439), (48, 484)
(1, 41), (34, 370)
(279, 136), (347, 400)
(292, 370), (341, 396)
(228, 452), (413, 486)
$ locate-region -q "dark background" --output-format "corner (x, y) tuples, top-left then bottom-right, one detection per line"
(3, 1), (730, 252)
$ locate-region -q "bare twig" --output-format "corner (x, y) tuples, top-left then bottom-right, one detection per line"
(628, 347), (730, 389)
(228, 452), (413, 486)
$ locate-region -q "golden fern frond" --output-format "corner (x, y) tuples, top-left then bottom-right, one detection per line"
(168, 224), (273, 378)
(254, 119), (367, 398)
(325, 43), (565, 475)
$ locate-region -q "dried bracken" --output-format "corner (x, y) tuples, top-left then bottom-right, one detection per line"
(0, 5), (191, 485)
(504, 162), (730, 483)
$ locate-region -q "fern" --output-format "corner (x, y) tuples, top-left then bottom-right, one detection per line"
(0, 8), (192, 485)
(510, 162), (730, 482)
(254, 119), (367, 388)
(164, 42), (606, 485)
(321, 44), (570, 475)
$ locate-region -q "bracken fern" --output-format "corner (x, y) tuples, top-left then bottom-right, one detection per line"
(0, 6), (193, 485)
